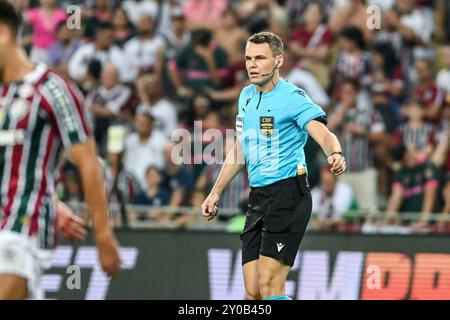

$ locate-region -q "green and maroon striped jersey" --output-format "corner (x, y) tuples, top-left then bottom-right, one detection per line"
(0, 64), (92, 249)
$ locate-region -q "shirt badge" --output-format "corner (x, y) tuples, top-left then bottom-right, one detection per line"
(260, 116), (274, 138)
(9, 99), (30, 121)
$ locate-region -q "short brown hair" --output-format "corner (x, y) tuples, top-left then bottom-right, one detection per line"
(247, 32), (284, 56)
(0, 0), (21, 38)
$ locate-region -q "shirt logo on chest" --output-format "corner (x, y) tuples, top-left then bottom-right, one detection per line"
(260, 116), (274, 138)
(9, 99), (30, 122)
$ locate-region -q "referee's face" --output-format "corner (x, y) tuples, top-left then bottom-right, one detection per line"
(245, 42), (279, 84)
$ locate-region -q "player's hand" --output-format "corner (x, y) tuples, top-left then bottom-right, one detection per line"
(410, 219), (428, 231)
(96, 232), (121, 278)
(328, 153), (346, 176)
(201, 192), (220, 221)
(56, 201), (87, 242)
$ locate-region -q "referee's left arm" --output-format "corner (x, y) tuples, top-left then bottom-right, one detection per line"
(306, 120), (346, 176)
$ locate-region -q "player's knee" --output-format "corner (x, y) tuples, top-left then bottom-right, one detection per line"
(258, 272), (282, 294)
(0, 276), (28, 300)
(258, 272), (284, 297)
(245, 287), (262, 300)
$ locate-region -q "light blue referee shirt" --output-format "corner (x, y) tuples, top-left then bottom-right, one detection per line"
(236, 78), (325, 187)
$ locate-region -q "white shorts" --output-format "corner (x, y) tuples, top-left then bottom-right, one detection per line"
(0, 231), (53, 300)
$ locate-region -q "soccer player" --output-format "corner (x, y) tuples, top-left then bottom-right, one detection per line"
(0, 1), (120, 299)
(201, 32), (346, 300)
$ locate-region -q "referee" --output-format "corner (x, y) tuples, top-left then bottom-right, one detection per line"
(201, 32), (346, 300)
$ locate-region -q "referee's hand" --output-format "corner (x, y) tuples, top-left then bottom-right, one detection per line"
(328, 153), (346, 176)
(201, 192), (220, 221)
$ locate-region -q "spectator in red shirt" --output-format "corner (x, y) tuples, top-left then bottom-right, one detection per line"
(289, 1), (333, 89)
(437, 104), (450, 217)
(410, 58), (443, 122)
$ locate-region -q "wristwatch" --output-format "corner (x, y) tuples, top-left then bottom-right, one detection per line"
(330, 151), (346, 161)
(330, 151), (343, 156)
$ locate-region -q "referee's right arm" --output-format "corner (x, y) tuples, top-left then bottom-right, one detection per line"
(201, 139), (245, 219)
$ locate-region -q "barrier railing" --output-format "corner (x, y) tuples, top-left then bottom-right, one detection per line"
(63, 201), (450, 234)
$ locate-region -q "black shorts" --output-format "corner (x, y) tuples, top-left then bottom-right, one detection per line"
(240, 176), (312, 267)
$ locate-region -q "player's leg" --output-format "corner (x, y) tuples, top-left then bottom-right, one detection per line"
(259, 178), (312, 299)
(0, 231), (29, 299)
(257, 256), (291, 299)
(0, 274), (28, 300)
(242, 260), (261, 300)
(241, 229), (263, 300)
(240, 189), (264, 300)
(0, 231), (46, 300)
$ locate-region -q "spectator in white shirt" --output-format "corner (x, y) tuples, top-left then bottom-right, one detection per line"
(122, 0), (158, 27)
(123, 13), (165, 82)
(281, 48), (330, 109)
(123, 112), (168, 189)
(161, 7), (191, 100)
(384, 0), (435, 46)
(311, 167), (355, 230)
(68, 22), (127, 86)
(156, 0), (185, 39)
(162, 7), (191, 61)
(86, 65), (133, 156)
(436, 46), (450, 107)
(135, 74), (178, 139)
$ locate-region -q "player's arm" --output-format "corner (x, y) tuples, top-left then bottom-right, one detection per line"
(68, 138), (121, 277)
(155, 45), (165, 82)
(210, 138), (245, 195)
(385, 186), (403, 223)
(168, 59), (192, 99)
(306, 120), (346, 175)
(201, 138), (245, 219)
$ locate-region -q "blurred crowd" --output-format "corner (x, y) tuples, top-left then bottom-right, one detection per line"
(13, 0), (450, 232)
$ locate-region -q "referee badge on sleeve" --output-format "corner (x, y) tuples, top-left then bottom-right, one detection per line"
(260, 116), (274, 138)
(236, 115), (243, 134)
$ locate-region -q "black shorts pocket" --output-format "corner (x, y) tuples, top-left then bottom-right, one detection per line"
(297, 173), (310, 194)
